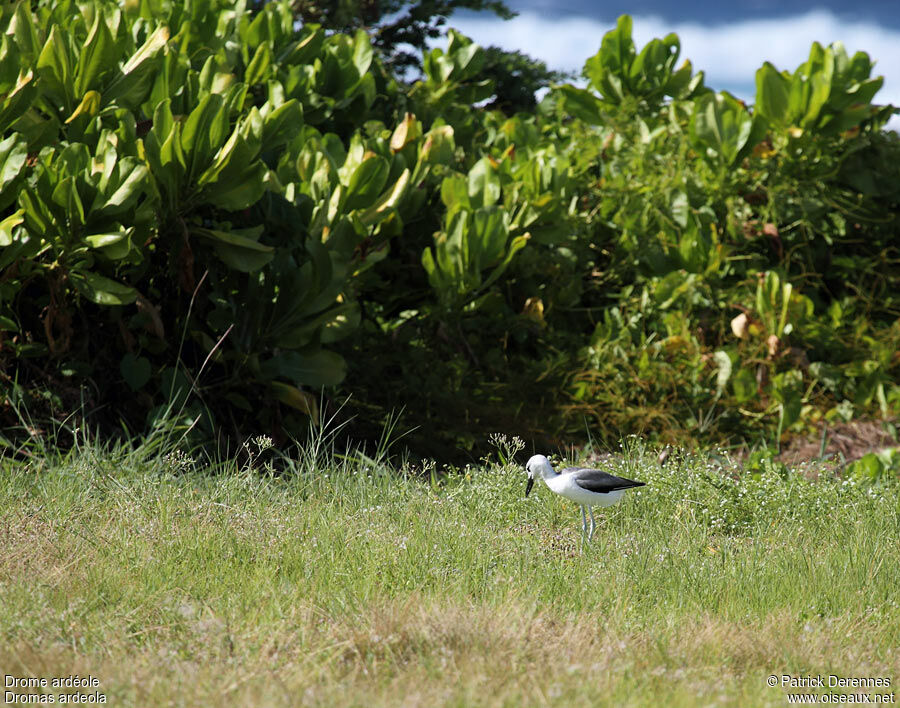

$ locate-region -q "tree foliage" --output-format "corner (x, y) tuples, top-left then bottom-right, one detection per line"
(290, 0), (514, 73)
(480, 47), (571, 114)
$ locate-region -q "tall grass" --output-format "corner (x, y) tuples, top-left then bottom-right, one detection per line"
(1, 431), (897, 706)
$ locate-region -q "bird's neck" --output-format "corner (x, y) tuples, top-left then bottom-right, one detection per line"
(537, 464), (558, 482)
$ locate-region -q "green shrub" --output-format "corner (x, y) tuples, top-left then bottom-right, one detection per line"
(2, 5), (899, 455)
(0, 0), (452, 442)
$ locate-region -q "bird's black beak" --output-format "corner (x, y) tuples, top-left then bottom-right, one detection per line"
(525, 476), (534, 497)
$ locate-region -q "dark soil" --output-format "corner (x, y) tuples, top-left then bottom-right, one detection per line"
(775, 420), (899, 468)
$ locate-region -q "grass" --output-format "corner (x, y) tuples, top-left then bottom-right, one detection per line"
(0, 433), (898, 707)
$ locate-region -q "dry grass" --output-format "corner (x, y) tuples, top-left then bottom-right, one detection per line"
(3, 602), (895, 707)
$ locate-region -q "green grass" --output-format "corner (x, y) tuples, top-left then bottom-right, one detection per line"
(1, 436), (898, 706)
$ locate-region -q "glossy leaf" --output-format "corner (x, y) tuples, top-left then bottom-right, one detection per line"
(64, 90), (101, 123)
(95, 161), (149, 216)
(358, 168), (411, 226)
(37, 26), (74, 108)
(193, 227), (274, 272)
(85, 228), (134, 260)
(0, 70), (37, 135)
(390, 112), (419, 152)
(0, 209), (24, 247)
(261, 99), (302, 149)
(755, 62), (790, 126)
(76, 10), (116, 95)
(345, 155), (390, 210)
(182, 94), (229, 183)
(467, 157), (500, 208)
(0, 134), (27, 207)
(417, 124), (455, 168)
(71, 271), (138, 305)
(269, 381), (319, 418)
(11, 2), (40, 65)
(471, 206), (509, 266)
(105, 26), (169, 110)
(245, 43), (272, 86)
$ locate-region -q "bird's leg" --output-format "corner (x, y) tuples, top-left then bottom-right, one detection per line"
(579, 505), (588, 551)
(587, 506), (597, 542)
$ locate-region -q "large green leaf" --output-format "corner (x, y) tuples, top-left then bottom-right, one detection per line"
(280, 26), (324, 65)
(51, 176), (85, 227)
(630, 35), (676, 95)
(11, 2), (40, 65)
(555, 85), (605, 125)
(794, 43), (834, 128)
(261, 99), (302, 149)
(421, 247), (444, 291)
(192, 226), (274, 272)
(0, 134), (26, 209)
(359, 168), (410, 226)
(143, 99), (183, 203)
(85, 228), (134, 260)
(417, 124), (455, 166)
(351, 29), (373, 77)
(181, 93), (229, 183)
(260, 350), (347, 386)
(755, 62), (790, 126)
(0, 69), (37, 136)
(244, 8), (272, 51)
(196, 109), (264, 199)
(584, 15), (635, 102)
(481, 233), (528, 292)
(345, 155), (389, 210)
(64, 90), (101, 124)
(690, 92), (753, 166)
(471, 206), (510, 266)
(245, 43), (272, 86)
(0, 35), (22, 93)
(95, 161), (149, 216)
(467, 157), (500, 208)
(440, 174), (469, 212)
(268, 381), (319, 418)
(37, 25), (74, 109)
(198, 160), (269, 210)
(0, 209), (24, 247)
(75, 10), (116, 95)
(71, 271), (138, 305)
(104, 26), (169, 110)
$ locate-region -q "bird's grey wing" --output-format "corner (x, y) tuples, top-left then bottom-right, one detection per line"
(564, 467), (647, 493)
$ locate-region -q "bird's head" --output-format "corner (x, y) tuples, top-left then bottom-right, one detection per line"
(524, 454), (553, 497)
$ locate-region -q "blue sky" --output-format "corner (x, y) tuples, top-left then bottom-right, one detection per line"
(449, 2), (900, 128)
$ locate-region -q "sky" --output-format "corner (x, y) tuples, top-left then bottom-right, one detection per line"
(449, 2), (900, 129)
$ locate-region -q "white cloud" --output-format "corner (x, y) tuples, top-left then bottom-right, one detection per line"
(447, 10), (900, 124)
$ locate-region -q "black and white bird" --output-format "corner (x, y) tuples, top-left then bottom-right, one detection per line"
(525, 454), (646, 541)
